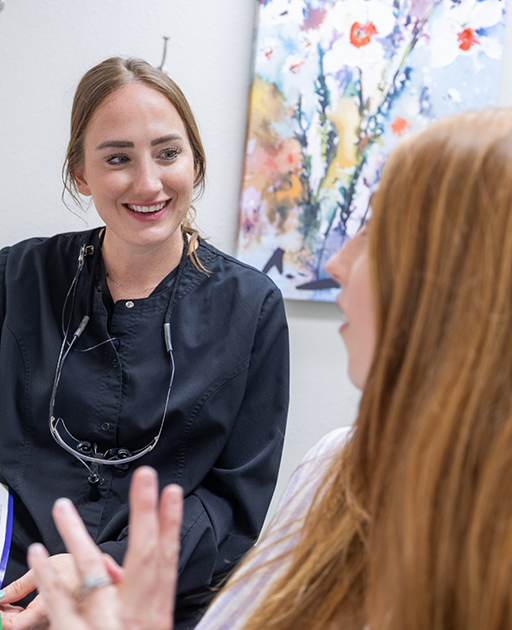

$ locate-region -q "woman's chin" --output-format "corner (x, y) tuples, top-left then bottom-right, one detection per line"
(347, 364), (366, 391)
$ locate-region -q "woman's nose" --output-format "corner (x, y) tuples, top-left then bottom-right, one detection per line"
(132, 160), (163, 197)
(325, 238), (353, 286)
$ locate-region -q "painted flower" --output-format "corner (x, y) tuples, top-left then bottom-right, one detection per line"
(322, 0), (398, 108)
(457, 27), (479, 51)
(289, 60), (305, 73)
(391, 116), (411, 136)
(430, 0), (504, 68)
(350, 21), (378, 48)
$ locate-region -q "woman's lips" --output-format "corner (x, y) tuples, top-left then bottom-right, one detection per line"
(337, 300), (349, 333)
(124, 200), (169, 214)
(122, 199), (171, 221)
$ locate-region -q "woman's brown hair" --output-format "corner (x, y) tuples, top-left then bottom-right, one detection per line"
(63, 57), (206, 266)
(237, 108), (512, 630)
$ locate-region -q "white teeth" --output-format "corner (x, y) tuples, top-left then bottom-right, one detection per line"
(126, 201), (167, 213)
(339, 311), (349, 324)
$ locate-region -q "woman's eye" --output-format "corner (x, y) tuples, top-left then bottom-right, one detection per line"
(104, 154), (129, 166)
(159, 147), (181, 161)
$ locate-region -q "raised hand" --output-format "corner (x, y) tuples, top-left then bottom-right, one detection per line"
(25, 467), (182, 630)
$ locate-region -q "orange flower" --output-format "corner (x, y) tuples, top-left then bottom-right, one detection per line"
(391, 117), (411, 137)
(457, 28), (479, 51)
(350, 22), (378, 48)
(290, 61), (304, 73)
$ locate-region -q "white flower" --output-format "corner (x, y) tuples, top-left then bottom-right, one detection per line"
(429, 0), (504, 68)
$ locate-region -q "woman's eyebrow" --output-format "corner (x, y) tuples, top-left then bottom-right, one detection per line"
(151, 134), (183, 146)
(94, 134), (183, 151)
(95, 140), (134, 150)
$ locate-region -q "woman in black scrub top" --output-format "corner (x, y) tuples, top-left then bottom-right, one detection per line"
(0, 57), (289, 630)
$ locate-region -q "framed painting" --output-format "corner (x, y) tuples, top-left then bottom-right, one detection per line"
(236, 0), (507, 301)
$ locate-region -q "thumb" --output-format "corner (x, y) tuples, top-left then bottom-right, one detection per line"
(0, 570), (37, 604)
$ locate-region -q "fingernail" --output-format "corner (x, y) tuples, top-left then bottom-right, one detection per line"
(54, 497), (73, 513)
(0, 589), (4, 600)
(138, 467), (156, 486)
(28, 543), (46, 556)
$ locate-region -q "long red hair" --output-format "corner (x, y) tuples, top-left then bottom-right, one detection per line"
(236, 108), (512, 630)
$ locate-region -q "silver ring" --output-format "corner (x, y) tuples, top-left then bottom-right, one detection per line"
(78, 573), (112, 600)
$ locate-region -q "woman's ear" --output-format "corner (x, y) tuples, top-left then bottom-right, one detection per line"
(74, 170), (92, 197)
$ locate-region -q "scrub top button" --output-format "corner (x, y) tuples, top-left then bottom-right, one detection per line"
(112, 359), (119, 368)
(102, 422), (110, 431)
(125, 301), (134, 309)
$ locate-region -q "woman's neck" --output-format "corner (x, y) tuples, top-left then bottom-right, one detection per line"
(100, 229), (185, 302)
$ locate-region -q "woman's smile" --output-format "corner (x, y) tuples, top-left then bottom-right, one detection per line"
(74, 81), (196, 255)
(124, 200), (170, 214)
(122, 199), (172, 222)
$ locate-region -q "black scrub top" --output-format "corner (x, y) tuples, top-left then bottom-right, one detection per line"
(0, 228), (289, 629)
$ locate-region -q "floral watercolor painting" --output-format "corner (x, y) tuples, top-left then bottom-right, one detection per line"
(236, 0), (507, 301)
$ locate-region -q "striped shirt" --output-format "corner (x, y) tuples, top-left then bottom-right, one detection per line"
(196, 427), (352, 630)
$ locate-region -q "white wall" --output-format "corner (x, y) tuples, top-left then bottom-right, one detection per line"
(1, 0), (511, 516)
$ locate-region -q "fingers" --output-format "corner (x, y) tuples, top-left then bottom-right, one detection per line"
(48, 501), (119, 630)
(0, 569), (37, 604)
(127, 467), (159, 552)
(22, 470), (181, 630)
(0, 604), (27, 630)
(120, 468), (182, 630)
(120, 468), (160, 612)
(27, 544), (88, 630)
(154, 484), (183, 621)
(51, 499), (104, 578)
(5, 598), (48, 630)
(159, 484), (183, 550)
(102, 555), (124, 585)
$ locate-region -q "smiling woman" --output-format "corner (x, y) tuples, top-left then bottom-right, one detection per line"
(74, 82), (197, 297)
(0, 57), (289, 630)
